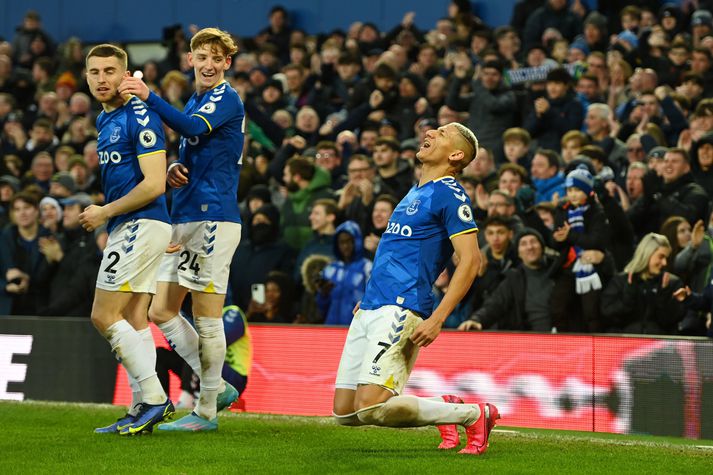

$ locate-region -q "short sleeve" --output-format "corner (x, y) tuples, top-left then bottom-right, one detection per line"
(435, 180), (478, 239)
(192, 84), (244, 134)
(133, 109), (166, 159)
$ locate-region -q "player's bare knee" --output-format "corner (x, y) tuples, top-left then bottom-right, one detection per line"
(90, 309), (119, 334)
(148, 304), (172, 324)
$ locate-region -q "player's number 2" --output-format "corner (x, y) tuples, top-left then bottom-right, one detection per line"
(178, 250), (201, 275)
(104, 251), (120, 274)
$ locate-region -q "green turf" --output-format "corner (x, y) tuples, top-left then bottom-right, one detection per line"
(1, 401), (711, 474)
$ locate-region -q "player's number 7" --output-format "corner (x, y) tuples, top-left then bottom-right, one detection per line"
(372, 342), (392, 363)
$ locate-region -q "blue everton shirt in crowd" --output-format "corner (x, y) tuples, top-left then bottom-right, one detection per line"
(95, 96), (169, 233)
(360, 176), (478, 316)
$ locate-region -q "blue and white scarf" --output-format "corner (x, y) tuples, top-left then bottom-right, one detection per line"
(567, 204), (602, 294)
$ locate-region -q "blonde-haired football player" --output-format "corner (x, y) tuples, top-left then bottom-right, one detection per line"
(120, 27), (244, 431)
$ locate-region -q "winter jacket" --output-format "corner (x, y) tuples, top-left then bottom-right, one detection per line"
(39, 226), (101, 317)
(601, 272), (686, 335)
(471, 258), (557, 331)
(317, 221), (372, 326)
(628, 172), (710, 237)
(281, 166), (335, 250)
(447, 78), (517, 153)
(0, 224), (53, 315)
(533, 173), (566, 204)
(229, 238), (295, 311)
(523, 91), (584, 151)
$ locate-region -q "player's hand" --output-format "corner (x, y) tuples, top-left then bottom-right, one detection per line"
(352, 301), (360, 315)
(167, 163), (190, 188)
(166, 242), (182, 253)
(410, 318), (443, 347)
(457, 320), (482, 331)
(79, 205), (109, 232)
(118, 75), (150, 101)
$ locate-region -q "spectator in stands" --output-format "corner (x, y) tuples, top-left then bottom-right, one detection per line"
(628, 148), (709, 237)
(338, 154), (379, 227)
(281, 156), (334, 251)
(11, 10), (55, 70)
(362, 193), (397, 259)
(595, 167), (635, 270)
(0, 192), (53, 315)
(601, 232), (686, 334)
(584, 103), (627, 173)
(523, 0), (582, 50)
(23, 152), (53, 193)
(246, 271), (296, 323)
(0, 175), (20, 228)
(316, 220), (371, 326)
(259, 6), (293, 64)
(314, 141), (345, 190)
(19, 118), (58, 165)
(372, 136), (413, 200)
(463, 146), (498, 194)
(560, 130), (589, 166)
(39, 196), (62, 233)
(294, 198), (337, 284)
(497, 163), (528, 198)
(38, 193), (99, 316)
(550, 166), (613, 332)
(447, 60), (517, 156)
(524, 68), (584, 152)
(230, 204), (295, 310)
(468, 216), (516, 313)
(459, 228), (556, 332)
(48, 171), (75, 199)
(531, 149), (565, 204)
(501, 127), (533, 170)
(690, 131), (713, 197)
(625, 162), (647, 206)
(660, 216), (691, 266)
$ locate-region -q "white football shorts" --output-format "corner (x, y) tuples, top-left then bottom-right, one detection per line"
(96, 219), (172, 294)
(335, 305), (422, 394)
(157, 221), (241, 294)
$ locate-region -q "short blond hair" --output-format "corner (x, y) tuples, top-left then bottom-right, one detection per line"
(451, 122), (479, 172)
(190, 27), (238, 56)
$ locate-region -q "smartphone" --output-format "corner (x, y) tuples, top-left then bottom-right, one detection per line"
(251, 283), (265, 304)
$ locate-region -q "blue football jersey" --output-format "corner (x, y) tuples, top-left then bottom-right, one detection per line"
(173, 81), (245, 223)
(360, 176), (478, 316)
(96, 97), (170, 233)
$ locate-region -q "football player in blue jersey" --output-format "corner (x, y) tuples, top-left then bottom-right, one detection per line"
(119, 28), (244, 431)
(81, 44), (174, 435)
(331, 122), (500, 455)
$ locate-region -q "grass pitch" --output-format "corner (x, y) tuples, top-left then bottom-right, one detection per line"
(1, 402), (711, 474)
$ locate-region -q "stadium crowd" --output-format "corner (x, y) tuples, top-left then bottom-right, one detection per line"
(2, 1), (713, 336)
